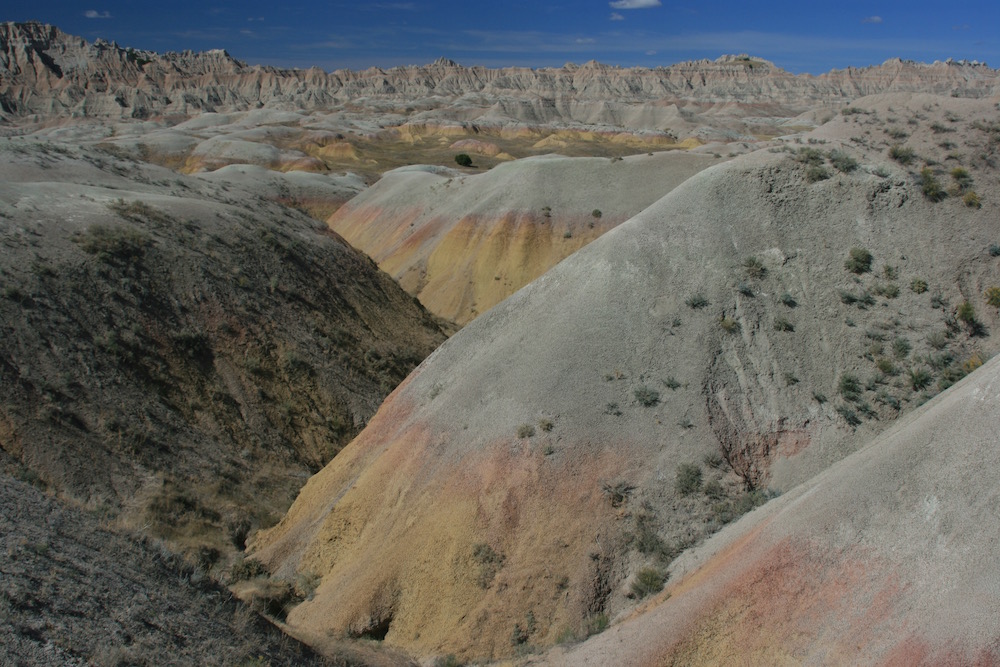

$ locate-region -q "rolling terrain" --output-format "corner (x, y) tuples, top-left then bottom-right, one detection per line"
(4, 20), (1000, 667)
(328, 151), (720, 323)
(0, 138), (446, 571)
(252, 94), (1000, 661)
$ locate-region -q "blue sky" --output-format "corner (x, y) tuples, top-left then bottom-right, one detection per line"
(10, 2), (1000, 74)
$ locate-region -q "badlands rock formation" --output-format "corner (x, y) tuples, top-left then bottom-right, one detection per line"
(328, 151), (719, 323)
(3, 23), (1000, 126)
(252, 95), (1000, 660)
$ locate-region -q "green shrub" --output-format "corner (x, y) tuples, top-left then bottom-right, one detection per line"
(829, 151), (858, 173)
(990, 244), (1000, 257)
(719, 316), (740, 333)
(926, 331), (949, 350)
(779, 292), (797, 307)
(675, 463), (702, 495)
(985, 287), (1000, 308)
(743, 256), (766, 279)
(956, 301), (976, 324)
(876, 358), (897, 375)
(454, 153), (472, 167)
(964, 191), (982, 208)
(230, 558), (268, 583)
(662, 376), (681, 390)
(634, 386), (660, 406)
(76, 224), (151, 262)
(920, 168), (946, 201)
(844, 247), (873, 274)
(517, 423), (535, 438)
(773, 317), (794, 332)
(686, 293), (709, 309)
(839, 373), (863, 402)
(591, 209), (602, 218)
(910, 278), (928, 294)
(472, 543), (505, 588)
(538, 419), (554, 432)
(892, 337), (911, 359)
(836, 405), (861, 426)
(631, 568), (666, 599)
(889, 144), (915, 164)
(806, 165), (830, 182)
(909, 367), (932, 391)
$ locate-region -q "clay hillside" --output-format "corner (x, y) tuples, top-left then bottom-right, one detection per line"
(252, 94), (1000, 662)
(327, 152), (719, 323)
(0, 138), (446, 572)
(540, 350), (1000, 666)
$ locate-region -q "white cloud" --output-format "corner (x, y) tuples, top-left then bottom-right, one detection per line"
(84, 10), (112, 19)
(862, 16), (883, 24)
(609, 0), (661, 8)
(610, 12), (625, 20)
(576, 38), (596, 44)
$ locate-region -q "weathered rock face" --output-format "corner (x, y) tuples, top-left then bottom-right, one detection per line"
(3, 22), (1000, 127)
(252, 95), (1000, 661)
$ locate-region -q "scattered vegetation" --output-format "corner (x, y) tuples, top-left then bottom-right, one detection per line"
(634, 385), (660, 407)
(631, 568), (667, 599)
(76, 224), (151, 263)
(829, 150), (858, 173)
(230, 557), (268, 583)
(985, 287), (1000, 308)
(719, 316), (740, 333)
(844, 247), (873, 274)
(675, 463), (703, 496)
(685, 293), (709, 309)
(743, 256), (766, 279)
(889, 144), (915, 164)
(602, 481), (635, 507)
(472, 543), (505, 588)
(773, 317), (794, 332)
(909, 367), (932, 391)
(920, 168), (946, 201)
(662, 376), (681, 390)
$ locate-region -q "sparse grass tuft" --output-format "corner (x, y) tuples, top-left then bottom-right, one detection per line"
(920, 167), (947, 202)
(963, 191), (982, 208)
(779, 292), (797, 307)
(686, 293), (709, 309)
(889, 144), (915, 164)
(631, 568), (666, 599)
(743, 256), (766, 279)
(634, 386), (660, 406)
(517, 424), (535, 438)
(773, 317), (794, 332)
(675, 463), (703, 496)
(910, 278), (928, 294)
(985, 287), (1000, 308)
(829, 151), (858, 173)
(909, 367), (932, 391)
(719, 316), (740, 333)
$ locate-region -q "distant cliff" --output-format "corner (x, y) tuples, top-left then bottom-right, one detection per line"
(2, 21), (999, 123)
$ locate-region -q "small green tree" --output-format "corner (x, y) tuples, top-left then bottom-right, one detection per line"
(455, 153), (473, 167)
